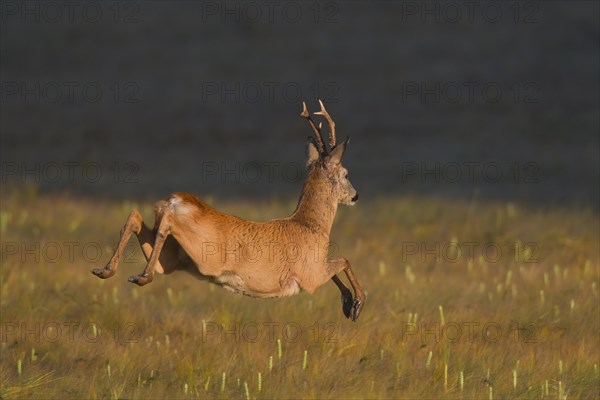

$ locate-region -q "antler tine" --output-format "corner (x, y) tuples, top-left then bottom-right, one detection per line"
(314, 99), (336, 149)
(301, 101), (326, 154)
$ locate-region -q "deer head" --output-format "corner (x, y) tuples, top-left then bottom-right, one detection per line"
(301, 100), (359, 206)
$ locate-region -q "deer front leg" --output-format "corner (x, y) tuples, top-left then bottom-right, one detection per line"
(327, 257), (366, 322)
(128, 209), (173, 286)
(92, 209), (148, 279)
(331, 275), (353, 319)
(343, 263), (365, 321)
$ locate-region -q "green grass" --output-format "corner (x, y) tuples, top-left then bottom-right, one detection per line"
(1, 189), (598, 399)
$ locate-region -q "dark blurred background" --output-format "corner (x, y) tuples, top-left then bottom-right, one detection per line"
(1, 1), (598, 208)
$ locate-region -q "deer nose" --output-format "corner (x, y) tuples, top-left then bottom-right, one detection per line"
(351, 193), (359, 202)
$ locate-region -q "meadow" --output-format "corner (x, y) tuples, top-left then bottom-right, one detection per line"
(0, 187), (598, 399)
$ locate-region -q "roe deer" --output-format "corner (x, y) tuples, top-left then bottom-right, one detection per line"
(92, 101), (365, 321)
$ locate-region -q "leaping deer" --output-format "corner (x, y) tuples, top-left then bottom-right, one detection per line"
(92, 101), (365, 321)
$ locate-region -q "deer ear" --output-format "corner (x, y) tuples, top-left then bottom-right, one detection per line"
(328, 137), (350, 165)
(306, 137), (320, 167)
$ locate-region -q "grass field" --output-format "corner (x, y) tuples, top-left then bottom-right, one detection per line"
(0, 187), (598, 399)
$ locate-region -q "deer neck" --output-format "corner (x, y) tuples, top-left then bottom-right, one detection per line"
(291, 169), (338, 235)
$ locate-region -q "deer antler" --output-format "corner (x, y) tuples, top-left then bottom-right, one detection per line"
(314, 99), (336, 149)
(301, 101), (326, 154)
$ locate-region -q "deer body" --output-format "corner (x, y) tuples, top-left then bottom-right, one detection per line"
(93, 101), (365, 321)
(157, 192), (330, 298)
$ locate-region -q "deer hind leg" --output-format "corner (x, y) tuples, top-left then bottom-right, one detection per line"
(92, 209), (147, 279)
(134, 201), (190, 275)
(128, 204), (174, 286)
(327, 257), (366, 322)
(92, 202), (190, 282)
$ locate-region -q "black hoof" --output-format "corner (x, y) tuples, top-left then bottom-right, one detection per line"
(350, 297), (364, 322)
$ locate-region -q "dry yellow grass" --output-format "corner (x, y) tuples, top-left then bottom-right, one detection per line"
(1, 188), (598, 399)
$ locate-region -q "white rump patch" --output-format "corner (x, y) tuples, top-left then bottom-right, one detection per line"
(169, 195), (195, 216)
